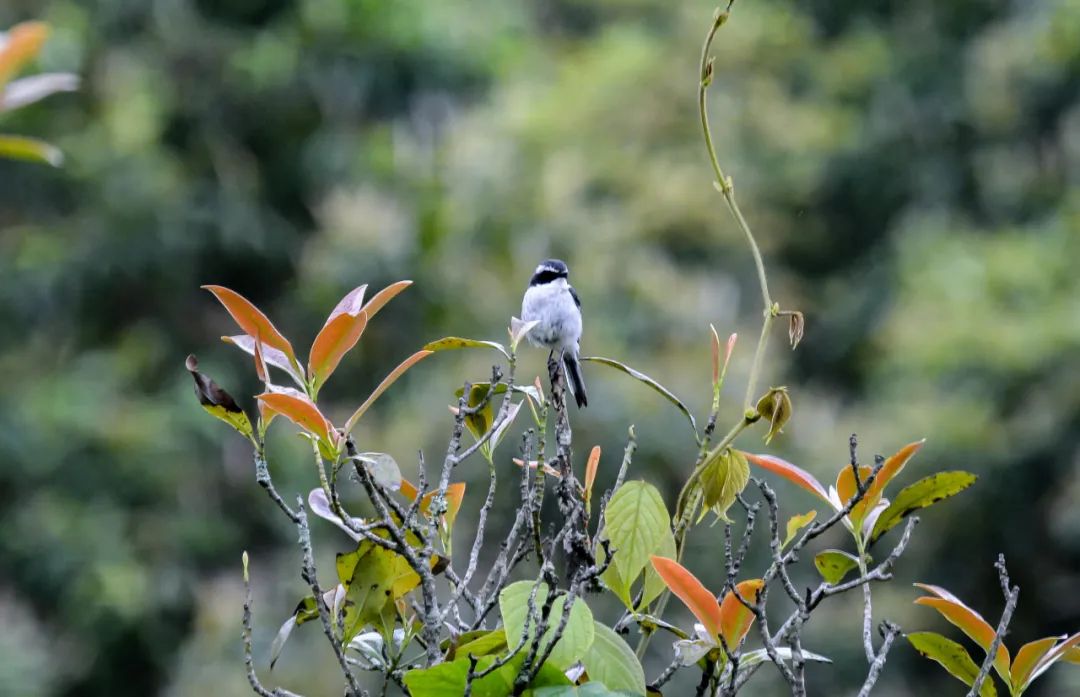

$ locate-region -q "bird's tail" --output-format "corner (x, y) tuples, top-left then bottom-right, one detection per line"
(563, 352), (588, 409)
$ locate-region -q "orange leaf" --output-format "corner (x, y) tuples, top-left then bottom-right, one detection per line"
(252, 332), (268, 383)
(1030, 633), (1080, 682)
(719, 579), (764, 648)
(836, 464), (876, 525)
(744, 452), (830, 504)
(649, 556), (722, 639)
(360, 280), (412, 321)
(0, 22), (49, 87)
(256, 391), (336, 448)
(513, 459), (561, 478)
(864, 440), (924, 503)
(584, 446), (601, 508)
(914, 584), (1010, 678)
(1011, 636), (1060, 691)
(203, 286), (297, 365)
(308, 310), (369, 390)
(344, 350), (432, 432)
(400, 480), (467, 527)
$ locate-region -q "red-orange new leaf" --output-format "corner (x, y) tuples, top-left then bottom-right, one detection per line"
(203, 286), (297, 367)
(719, 579), (764, 648)
(0, 22), (49, 87)
(914, 583), (1011, 680)
(399, 479), (466, 527)
(744, 452), (830, 504)
(650, 556), (723, 640)
(309, 311), (369, 391)
(256, 391), (338, 452)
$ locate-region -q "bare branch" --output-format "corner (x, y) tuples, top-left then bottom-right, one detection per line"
(858, 621), (901, 697)
(242, 553), (305, 697)
(967, 556), (1019, 697)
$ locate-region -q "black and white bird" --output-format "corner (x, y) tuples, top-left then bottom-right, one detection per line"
(521, 259), (588, 408)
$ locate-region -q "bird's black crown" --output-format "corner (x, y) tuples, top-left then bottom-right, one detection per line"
(529, 259), (570, 286)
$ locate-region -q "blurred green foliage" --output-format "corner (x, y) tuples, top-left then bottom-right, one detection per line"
(0, 0), (1077, 695)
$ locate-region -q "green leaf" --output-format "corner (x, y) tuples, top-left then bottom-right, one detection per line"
(581, 622), (646, 695)
(870, 471), (977, 544)
(336, 543), (398, 643)
(597, 543), (633, 609)
(580, 356), (697, 436)
(533, 684), (642, 697)
(425, 336), (510, 359)
(0, 134), (63, 166)
(352, 452), (402, 491)
(783, 510), (817, 549)
(814, 549), (859, 585)
(454, 628), (508, 659)
(499, 580), (595, 670)
(698, 448), (749, 522)
(908, 631), (998, 697)
(604, 481), (671, 585)
(185, 354), (253, 440)
(404, 653), (571, 696)
(638, 525), (676, 610)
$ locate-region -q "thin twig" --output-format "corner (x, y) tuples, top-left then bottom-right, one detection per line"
(858, 621), (901, 697)
(967, 556), (1019, 697)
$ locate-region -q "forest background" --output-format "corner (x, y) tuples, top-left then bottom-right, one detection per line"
(0, 0), (1077, 695)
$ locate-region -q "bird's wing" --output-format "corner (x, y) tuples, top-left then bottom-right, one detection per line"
(569, 285), (581, 310)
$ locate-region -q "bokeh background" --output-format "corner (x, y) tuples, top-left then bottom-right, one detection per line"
(1, 0), (1078, 695)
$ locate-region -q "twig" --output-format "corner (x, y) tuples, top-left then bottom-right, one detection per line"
(241, 552), (305, 697)
(254, 450), (300, 523)
(967, 555), (1019, 697)
(858, 621), (901, 697)
(295, 499), (364, 696)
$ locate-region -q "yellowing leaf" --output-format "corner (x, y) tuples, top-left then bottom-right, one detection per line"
(908, 631), (997, 697)
(185, 354), (253, 439)
(870, 471), (977, 545)
(814, 549), (859, 585)
(783, 510), (817, 549)
(649, 556), (722, 640)
(914, 584), (1011, 681)
(424, 336), (510, 359)
(0, 134), (62, 166)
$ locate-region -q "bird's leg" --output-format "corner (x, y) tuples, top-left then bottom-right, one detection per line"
(546, 349), (561, 388)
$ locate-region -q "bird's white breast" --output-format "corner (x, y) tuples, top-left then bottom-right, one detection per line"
(521, 279), (581, 350)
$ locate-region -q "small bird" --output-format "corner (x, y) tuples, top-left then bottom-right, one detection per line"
(521, 258), (588, 408)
